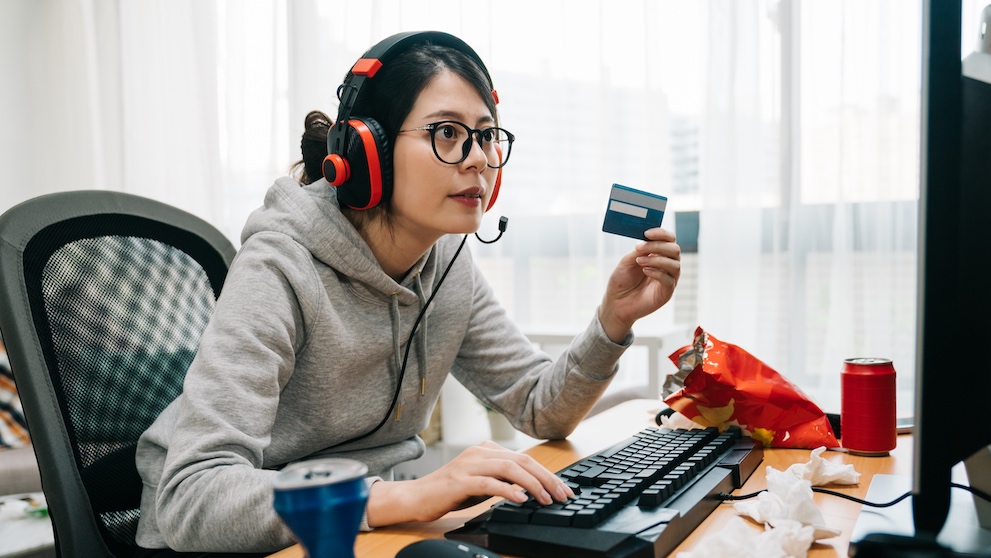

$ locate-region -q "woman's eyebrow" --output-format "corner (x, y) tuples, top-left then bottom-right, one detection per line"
(422, 110), (496, 125)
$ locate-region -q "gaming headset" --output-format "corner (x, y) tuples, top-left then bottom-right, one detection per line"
(322, 30), (503, 211)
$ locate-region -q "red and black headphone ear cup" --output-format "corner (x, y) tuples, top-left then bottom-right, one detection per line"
(485, 143), (504, 212)
(323, 154), (350, 186)
(327, 118), (393, 210)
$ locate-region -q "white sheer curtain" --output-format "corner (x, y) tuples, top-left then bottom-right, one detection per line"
(698, 0), (923, 414)
(0, 0), (288, 241)
(5, 0), (962, 415)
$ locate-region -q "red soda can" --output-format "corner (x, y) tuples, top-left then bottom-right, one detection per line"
(841, 358), (897, 456)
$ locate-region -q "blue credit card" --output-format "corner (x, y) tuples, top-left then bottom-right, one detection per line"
(601, 184), (668, 240)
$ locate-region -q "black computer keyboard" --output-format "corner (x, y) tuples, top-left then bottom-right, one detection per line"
(446, 426), (763, 558)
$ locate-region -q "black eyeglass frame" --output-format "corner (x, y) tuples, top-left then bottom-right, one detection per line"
(399, 120), (515, 168)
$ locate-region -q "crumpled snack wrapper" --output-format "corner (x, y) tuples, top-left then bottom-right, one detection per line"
(662, 327), (839, 449)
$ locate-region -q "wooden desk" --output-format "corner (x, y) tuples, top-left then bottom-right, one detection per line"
(268, 399), (911, 558)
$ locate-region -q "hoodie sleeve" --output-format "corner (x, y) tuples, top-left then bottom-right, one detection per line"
(449, 259), (632, 440)
(150, 232), (317, 552)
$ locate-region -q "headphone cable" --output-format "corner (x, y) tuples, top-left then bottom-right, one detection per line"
(326, 234), (469, 451)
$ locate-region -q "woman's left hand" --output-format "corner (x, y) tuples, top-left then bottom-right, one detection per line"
(598, 227), (681, 343)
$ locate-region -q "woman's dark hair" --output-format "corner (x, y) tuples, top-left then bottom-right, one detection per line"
(291, 40), (497, 222)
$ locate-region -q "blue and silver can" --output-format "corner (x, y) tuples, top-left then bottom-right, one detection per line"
(272, 458), (369, 558)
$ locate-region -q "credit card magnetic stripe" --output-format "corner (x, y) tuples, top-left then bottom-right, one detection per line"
(602, 184), (667, 240)
(609, 184), (668, 213)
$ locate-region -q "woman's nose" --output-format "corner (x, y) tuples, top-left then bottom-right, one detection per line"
(462, 133), (489, 169)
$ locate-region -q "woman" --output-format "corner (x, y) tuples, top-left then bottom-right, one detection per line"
(135, 31), (681, 553)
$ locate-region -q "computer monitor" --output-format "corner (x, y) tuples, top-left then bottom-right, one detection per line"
(914, 0), (991, 541)
(851, 2), (991, 554)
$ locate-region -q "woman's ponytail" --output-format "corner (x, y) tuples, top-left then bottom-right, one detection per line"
(292, 110), (332, 185)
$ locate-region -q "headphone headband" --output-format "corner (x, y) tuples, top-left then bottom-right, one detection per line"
(324, 31), (501, 210)
(331, 31), (494, 152)
(348, 31), (493, 89)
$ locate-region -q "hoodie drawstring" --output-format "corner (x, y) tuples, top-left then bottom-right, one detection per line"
(388, 294), (402, 374)
(412, 272), (429, 396)
(388, 275), (429, 422)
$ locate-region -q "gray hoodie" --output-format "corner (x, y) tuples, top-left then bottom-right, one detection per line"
(134, 177), (631, 552)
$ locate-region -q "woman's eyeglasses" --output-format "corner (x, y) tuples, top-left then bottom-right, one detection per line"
(399, 120), (515, 168)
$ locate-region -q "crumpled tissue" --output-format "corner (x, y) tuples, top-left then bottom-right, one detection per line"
(735, 447), (860, 541)
(734, 465), (841, 541)
(677, 516), (815, 558)
(784, 446), (861, 487)
(676, 447), (860, 557)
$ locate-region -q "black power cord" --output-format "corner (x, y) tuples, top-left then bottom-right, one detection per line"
(718, 482), (991, 508)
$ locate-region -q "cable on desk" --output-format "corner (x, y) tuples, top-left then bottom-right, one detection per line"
(951, 482), (991, 504)
(718, 482), (991, 508)
(717, 488), (911, 508)
(811, 488), (912, 508)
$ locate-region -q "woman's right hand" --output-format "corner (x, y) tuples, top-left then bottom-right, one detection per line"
(364, 440), (575, 526)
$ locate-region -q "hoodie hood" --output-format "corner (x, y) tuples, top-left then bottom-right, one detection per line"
(238, 176), (445, 410)
(240, 176), (430, 306)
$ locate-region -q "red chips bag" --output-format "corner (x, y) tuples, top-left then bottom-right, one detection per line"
(662, 327), (839, 449)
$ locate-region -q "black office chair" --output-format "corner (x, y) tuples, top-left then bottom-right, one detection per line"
(0, 191), (235, 558)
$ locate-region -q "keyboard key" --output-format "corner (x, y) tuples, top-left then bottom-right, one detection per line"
(575, 464), (608, 485)
(531, 508), (575, 526)
(637, 488), (663, 508)
(489, 503), (532, 523)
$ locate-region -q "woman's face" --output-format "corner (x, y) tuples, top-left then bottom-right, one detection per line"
(390, 69), (500, 242)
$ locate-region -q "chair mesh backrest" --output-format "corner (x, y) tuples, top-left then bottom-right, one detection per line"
(25, 214), (222, 551)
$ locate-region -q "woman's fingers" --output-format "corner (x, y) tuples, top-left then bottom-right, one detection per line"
(633, 229), (681, 282)
(461, 442), (574, 505)
(641, 227), (677, 245)
(401, 441), (579, 523)
(635, 252), (681, 277)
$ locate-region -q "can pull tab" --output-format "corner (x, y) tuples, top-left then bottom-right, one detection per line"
(304, 465), (336, 481)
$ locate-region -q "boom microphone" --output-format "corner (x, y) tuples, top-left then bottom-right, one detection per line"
(475, 216), (509, 244)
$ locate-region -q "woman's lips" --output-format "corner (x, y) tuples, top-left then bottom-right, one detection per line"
(450, 192), (482, 207)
